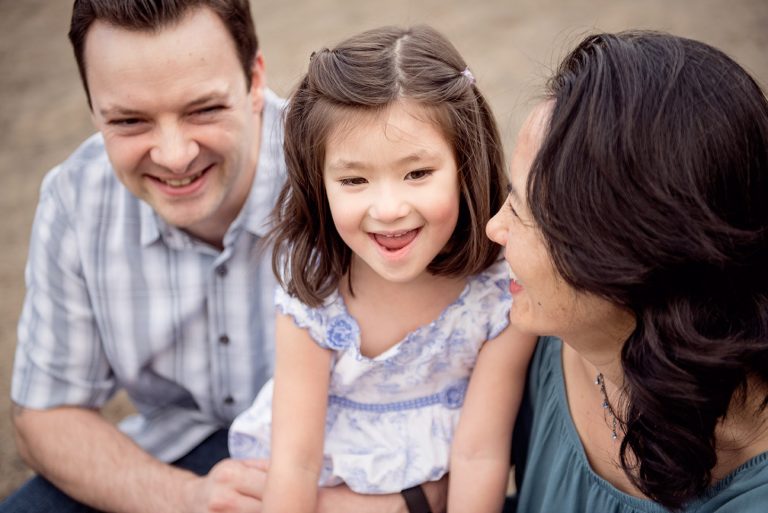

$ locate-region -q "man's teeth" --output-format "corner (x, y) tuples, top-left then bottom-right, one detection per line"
(162, 172), (201, 187)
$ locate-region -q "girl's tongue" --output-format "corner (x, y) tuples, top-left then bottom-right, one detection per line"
(373, 229), (418, 251)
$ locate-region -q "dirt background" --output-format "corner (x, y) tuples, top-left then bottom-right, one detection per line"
(1, 0), (766, 499)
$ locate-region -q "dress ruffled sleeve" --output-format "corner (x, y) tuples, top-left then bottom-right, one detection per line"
(274, 285), (358, 351)
(481, 259), (512, 341)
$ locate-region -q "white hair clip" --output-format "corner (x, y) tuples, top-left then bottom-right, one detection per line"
(461, 67), (476, 85)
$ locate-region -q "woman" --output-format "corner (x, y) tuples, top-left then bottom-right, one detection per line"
(487, 31), (768, 512)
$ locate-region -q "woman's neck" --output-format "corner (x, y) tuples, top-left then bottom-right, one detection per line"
(561, 310), (634, 389)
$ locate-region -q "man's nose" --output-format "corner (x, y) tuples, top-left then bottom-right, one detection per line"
(149, 123), (199, 174)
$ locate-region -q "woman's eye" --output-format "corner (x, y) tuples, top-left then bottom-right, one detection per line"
(507, 198), (520, 219)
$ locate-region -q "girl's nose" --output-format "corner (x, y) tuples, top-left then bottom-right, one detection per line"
(369, 188), (410, 222)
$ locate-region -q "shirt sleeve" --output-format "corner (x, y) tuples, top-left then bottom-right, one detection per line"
(11, 168), (116, 410)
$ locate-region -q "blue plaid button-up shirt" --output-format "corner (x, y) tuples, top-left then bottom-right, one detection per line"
(12, 90), (286, 462)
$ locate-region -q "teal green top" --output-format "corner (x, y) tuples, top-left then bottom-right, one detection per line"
(510, 337), (768, 513)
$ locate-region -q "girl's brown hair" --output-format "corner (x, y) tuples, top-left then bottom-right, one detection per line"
(272, 25), (506, 307)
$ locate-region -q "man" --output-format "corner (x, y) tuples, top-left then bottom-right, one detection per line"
(3, 2), (444, 512)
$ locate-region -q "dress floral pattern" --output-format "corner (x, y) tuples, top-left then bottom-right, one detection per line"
(229, 259), (511, 493)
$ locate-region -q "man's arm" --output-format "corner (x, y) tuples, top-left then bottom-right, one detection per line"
(12, 404), (266, 513)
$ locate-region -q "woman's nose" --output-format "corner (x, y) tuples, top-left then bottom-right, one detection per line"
(486, 209), (507, 245)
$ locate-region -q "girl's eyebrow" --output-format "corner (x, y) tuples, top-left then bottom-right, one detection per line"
(327, 150), (438, 173)
(326, 159), (371, 172)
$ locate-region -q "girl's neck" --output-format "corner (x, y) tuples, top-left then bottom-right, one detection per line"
(345, 255), (462, 300)
(340, 256), (467, 358)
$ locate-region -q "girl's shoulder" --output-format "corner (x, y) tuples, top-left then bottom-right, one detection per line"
(275, 285), (356, 351)
(440, 258), (512, 341)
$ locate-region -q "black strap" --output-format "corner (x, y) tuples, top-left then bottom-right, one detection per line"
(401, 485), (432, 513)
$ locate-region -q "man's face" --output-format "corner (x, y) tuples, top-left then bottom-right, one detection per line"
(85, 7), (264, 246)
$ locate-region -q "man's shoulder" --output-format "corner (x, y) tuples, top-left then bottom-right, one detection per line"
(43, 133), (114, 193)
(39, 133), (139, 223)
(41, 133), (119, 205)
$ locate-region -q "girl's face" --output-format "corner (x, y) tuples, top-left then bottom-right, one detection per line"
(486, 103), (632, 345)
(323, 100), (460, 284)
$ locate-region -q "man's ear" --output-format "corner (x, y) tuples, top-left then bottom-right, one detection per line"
(250, 51), (266, 114)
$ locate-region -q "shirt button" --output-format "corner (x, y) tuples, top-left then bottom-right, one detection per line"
(216, 265), (228, 277)
(218, 334), (230, 345)
(224, 396), (235, 405)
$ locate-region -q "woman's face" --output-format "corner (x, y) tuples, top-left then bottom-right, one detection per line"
(486, 103), (633, 347)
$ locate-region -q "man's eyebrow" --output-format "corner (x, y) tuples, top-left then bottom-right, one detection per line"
(99, 93), (229, 118)
(185, 92), (228, 108)
(99, 106), (143, 118)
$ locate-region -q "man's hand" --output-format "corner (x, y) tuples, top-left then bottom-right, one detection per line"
(185, 458), (449, 513)
(183, 459), (269, 513)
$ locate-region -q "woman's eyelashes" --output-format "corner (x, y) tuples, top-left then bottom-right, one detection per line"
(507, 197), (520, 219)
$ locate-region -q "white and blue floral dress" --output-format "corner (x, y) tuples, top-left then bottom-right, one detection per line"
(228, 259), (511, 493)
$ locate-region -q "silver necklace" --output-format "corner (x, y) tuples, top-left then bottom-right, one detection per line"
(595, 373), (618, 440)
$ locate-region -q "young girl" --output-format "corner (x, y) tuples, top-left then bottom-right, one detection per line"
(229, 25), (537, 513)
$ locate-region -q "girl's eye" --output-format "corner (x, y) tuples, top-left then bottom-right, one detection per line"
(339, 177), (367, 186)
(405, 169), (433, 180)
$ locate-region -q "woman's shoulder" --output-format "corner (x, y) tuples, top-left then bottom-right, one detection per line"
(690, 451), (768, 512)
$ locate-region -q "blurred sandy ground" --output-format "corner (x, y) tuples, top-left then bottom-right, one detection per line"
(1, 0), (766, 498)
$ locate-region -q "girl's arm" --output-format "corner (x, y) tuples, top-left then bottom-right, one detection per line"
(262, 313), (333, 513)
(447, 326), (538, 513)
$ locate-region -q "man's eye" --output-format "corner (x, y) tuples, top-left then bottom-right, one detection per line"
(194, 105), (225, 116)
(406, 169), (433, 180)
(110, 118), (143, 127)
(339, 177), (367, 186)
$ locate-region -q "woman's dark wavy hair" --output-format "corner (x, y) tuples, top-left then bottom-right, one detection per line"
(272, 25), (506, 307)
(529, 31), (768, 509)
